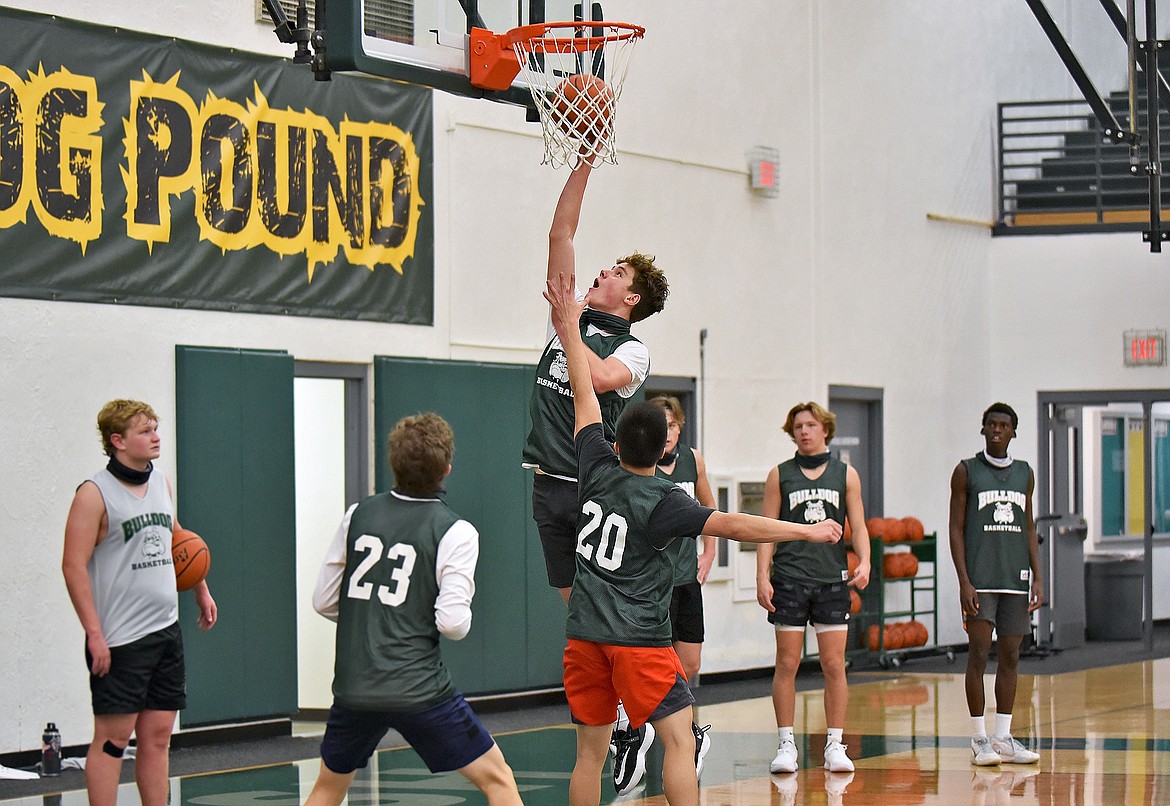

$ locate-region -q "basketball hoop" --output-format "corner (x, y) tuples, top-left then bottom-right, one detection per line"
(470, 21), (644, 168)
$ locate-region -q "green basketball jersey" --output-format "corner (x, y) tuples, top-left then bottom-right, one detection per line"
(522, 325), (642, 479)
(656, 446), (701, 586)
(567, 426), (707, 647)
(962, 454), (1033, 593)
(332, 491), (462, 710)
(771, 456), (849, 585)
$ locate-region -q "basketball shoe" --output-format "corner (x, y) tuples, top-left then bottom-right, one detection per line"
(613, 723), (655, 796)
(991, 735), (1040, 764)
(769, 738), (798, 774)
(971, 735), (1002, 766)
(693, 723), (712, 778)
(823, 739), (854, 773)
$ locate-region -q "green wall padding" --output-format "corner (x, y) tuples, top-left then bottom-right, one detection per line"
(374, 357), (565, 693)
(176, 346), (297, 725)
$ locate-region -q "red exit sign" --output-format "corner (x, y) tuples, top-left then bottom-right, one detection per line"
(1124, 329), (1167, 366)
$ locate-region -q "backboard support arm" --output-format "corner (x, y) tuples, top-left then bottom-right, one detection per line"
(1025, 0), (1167, 251)
(1024, 0), (1135, 146)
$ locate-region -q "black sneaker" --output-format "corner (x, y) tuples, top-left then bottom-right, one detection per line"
(613, 723), (655, 795)
(693, 723), (712, 778)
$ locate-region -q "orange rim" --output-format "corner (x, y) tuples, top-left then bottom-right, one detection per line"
(507, 21), (645, 53)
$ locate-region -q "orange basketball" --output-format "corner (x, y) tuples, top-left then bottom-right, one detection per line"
(849, 588), (862, 614)
(882, 553), (900, 578)
(901, 516), (925, 541)
(847, 550), (860, 576)
(902, 553), (919, 578)
(554, 74), (614, 138)
(172, 528), (211, 591)
(865, 517), (887, 540)
(884, 518), (908, 542)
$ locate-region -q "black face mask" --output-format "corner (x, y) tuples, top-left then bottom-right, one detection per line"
(794, 451), (831, 469)
(658, 449), (678, 467)
(107, 456), (152, 485)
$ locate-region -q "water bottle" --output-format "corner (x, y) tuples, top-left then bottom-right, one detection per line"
(41, 723), (61, 777)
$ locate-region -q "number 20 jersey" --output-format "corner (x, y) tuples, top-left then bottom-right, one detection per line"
(567, 424), (712, 647)
(334, 491), (462, 710)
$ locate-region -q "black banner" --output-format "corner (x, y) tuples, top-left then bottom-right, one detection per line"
(0, 7), (434, 324)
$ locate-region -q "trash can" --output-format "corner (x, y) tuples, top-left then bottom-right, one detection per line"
(1083, 553), (1144, 641)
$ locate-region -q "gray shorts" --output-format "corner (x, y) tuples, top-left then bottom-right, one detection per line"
(971, 592), (1030, 636)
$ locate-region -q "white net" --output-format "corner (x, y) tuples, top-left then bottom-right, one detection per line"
(511, 22), (643, 168)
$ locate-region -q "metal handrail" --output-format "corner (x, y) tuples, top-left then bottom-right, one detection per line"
(996, 97), (1170, 229)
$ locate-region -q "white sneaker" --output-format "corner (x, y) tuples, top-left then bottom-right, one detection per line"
(991, 735), (1040, 764)
(971, 735), (1002, 766)
(823, 740), (854, 773)
(769, 738), (798, 773)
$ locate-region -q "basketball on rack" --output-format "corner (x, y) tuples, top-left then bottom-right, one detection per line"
(173, 528), (211, 591)
(553, 74), (614, 139)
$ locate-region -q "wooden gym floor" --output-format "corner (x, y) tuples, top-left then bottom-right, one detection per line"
(4, 655), (1168, 805)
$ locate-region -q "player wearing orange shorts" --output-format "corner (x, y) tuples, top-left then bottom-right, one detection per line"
(544, 271), (842, 806)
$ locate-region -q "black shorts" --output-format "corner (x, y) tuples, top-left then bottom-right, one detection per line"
(767, 578), (851, 627)
(669, 582), (705, 644)
(532, 474), (579, 589)
(320, 693), (494, 775)
(88, 621), (186, 715)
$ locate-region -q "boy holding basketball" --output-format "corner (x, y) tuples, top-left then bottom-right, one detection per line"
(306, 413), (521, 806)
(543, 271), (841, 806)
(62, 399), (218, 806)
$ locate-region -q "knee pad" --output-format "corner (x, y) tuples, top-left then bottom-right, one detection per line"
(102, 740), (126, 758)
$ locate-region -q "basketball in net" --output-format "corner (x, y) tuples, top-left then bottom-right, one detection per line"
(509, 21), (644, 168)
(553, 74), (614, 141)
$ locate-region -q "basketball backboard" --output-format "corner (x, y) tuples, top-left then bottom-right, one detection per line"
(313, 0), (605, 104)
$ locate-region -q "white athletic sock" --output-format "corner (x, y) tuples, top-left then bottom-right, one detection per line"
(826, 728), (844, 745)
(971, 715), (987, 738)
(995, 713), (1013, 739)
(778, 727), (794, 743)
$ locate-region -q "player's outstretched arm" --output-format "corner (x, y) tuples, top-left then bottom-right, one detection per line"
(547, 163), (592, 286)
(705, 510), (842, 545)
(544, 271), (600, 434)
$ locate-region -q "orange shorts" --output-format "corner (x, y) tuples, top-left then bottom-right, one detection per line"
(563, 638), (693, 728)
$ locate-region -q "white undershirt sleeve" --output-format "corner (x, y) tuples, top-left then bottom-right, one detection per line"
(610, 339), (650, 398)
(434, 520), (479, 640)
(312, 504), (357, 622)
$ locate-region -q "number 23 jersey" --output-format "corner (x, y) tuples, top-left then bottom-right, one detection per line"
(315, 490), (477, 711)
(567, 423), (714, 647)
